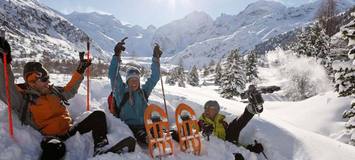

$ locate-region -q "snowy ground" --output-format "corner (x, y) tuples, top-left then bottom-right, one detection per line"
(1, 59), (355, 160)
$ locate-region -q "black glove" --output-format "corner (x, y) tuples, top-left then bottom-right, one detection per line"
(114, 38), (127, 56)
(76, 52), (92, 74)
(153, 43), (163, 58)
(201, 124), (214, 137)
(246, 140), (264, 153)
(0, 37), (12, 63)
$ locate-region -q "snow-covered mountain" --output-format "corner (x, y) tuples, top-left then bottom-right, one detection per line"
(0, 0), (108, 60)
(165, 0), (355, 68)
(65, 12), (156, 57)
(0, 0), (108, 62)
(152, 11), (214, 56)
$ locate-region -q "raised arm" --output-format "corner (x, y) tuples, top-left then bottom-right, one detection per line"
(0, 37), (25, 117)
(142, 43), (162, 95)
(108, 55), (126, 96)
(61, 52), (90, 100)
(108, 38), (128, 106)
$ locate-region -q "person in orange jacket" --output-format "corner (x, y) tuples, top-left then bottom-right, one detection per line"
(0, 37), (133, 159)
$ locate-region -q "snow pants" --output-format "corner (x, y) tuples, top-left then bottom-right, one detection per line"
(225, 108), (254, 144)
(40, 110), (108, 160)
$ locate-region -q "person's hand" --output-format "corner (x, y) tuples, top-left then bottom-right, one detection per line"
(153, 43), (163, 58)
(114, 37), (128, 56)
(246, 140), (264, 153)
(77, 52), (92, 74)
(0, 37), (12, 63)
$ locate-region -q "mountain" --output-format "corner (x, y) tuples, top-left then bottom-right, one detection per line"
(151, 11), (214, 56)
(65, 12), (156, 57)
(166, 0), (355, 68)
(0, 0), (107, 62)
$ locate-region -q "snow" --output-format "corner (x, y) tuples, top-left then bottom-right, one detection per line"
(2, 53), (355, 159)
(2, 0), (355, 160)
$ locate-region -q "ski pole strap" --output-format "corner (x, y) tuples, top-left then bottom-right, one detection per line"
(3, 53), (14, 138)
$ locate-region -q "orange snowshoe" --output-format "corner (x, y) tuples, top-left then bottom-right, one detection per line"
(175, 103), (201, 155)
(144, 104), (174, 158)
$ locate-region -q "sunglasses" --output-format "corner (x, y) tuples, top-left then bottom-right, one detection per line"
(39, 76), (49, 82)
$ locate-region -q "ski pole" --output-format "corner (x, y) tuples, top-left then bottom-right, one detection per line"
(261, 151), (269, 160)
(160, 75), (169, 123)
(156, 43), (169, 123)
(255, 140), (268, 160)
(3, 52), (14, 139)
(111, 37), (128, 116)
(86, 39), (90, 111)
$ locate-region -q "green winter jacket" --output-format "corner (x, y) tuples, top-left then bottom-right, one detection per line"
(199, 113), (227, 140)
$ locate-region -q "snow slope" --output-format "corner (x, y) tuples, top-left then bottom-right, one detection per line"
(1, 60), (355, 159)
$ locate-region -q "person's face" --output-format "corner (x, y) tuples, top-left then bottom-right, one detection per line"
(128, 77), (140, 91)
(30, 76), (51, 95)
(204, 107), (218, 120)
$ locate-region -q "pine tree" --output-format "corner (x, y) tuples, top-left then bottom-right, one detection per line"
(187, 65), (199, 86)
(214, 61), (222, 85)
(292, 22), (330, 60)
(220, 49), (246, 99)
(245, 53), (258, 83)
(337, 14), (355, 146)
(203, 64), (209, 77)
(177, 62), (186, 88)
(292, 22), (331, 75)
(166, 68), (177, 86)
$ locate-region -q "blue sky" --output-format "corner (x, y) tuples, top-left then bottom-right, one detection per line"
(39, 0), (316, 28)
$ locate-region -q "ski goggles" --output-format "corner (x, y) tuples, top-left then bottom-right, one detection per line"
(26, 72), (49, 83)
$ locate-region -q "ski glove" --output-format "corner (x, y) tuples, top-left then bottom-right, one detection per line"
(114, 41), (126, 57)
(0, 37), (12, 64)
(76, 52), (92, 74)
(198, 121), (214, 137)
(153, 43), (163, 58)
(246, 140), (264, 154)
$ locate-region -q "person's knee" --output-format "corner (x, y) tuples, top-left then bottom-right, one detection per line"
(40, 137), (66, 160)
(91, 110), (106, 120)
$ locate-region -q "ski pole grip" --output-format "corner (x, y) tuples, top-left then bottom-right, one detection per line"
(79, 52), (85, 61)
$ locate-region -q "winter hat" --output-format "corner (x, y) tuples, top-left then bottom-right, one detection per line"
(204, 100), (220, 112)
(126, 67), (140, 82)
(23, 62), (49, 83)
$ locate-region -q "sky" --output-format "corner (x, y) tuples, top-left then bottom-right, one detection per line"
(38, 0), (316, 28)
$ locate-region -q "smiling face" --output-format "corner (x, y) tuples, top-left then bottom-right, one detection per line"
(204, 107), (218, 120)
(29, 76), (51, 95)
(128, 77), (140, 91)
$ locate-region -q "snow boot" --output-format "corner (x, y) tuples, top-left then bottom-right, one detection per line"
(40, 137), (66, 160)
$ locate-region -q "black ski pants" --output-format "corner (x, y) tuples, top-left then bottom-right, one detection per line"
(225, 108), (254, 144)
(41, 110), (108, 160)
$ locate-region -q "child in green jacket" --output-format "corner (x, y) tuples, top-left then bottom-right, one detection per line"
(198, 100), (263, 154)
